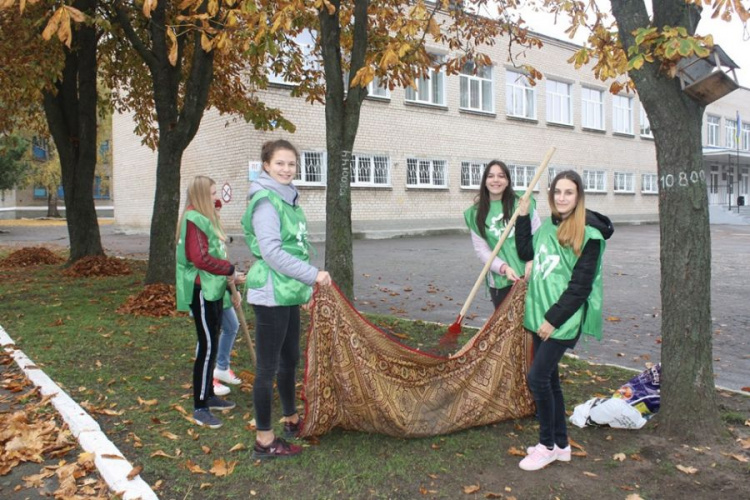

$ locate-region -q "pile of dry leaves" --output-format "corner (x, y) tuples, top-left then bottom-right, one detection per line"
(117, 283), (177, 317)
(0, 351), (111, 498)
(63, 255), (132, 278)
(0, 247), (65, 268)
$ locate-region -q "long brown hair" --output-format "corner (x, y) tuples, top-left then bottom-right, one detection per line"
(548, 170), (586, 256)
(475, 160), (516, 239)
(175, 175), (226, 242)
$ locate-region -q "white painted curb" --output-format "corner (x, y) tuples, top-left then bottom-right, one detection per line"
(0, 324), (158, 500)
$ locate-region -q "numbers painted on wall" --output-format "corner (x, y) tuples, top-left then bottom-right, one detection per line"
(659, 170), (705, 189)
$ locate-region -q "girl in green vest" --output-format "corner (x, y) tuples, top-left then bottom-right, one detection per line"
(175, 176), (238, 429)
(464, 160), (541, 307)
(515, 170), (613, 471)
(242, 140), (331, 460)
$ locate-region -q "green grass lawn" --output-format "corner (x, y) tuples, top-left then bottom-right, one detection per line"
(1, 251), (748, 500)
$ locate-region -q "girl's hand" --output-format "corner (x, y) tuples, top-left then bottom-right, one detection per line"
(301, 299), (313, 312)
(537, 320), (555, 341)
(227, 272), (236, 285)
(316, 271), (332, 286)
(518, 197), (530, 216)
(231, 291), (241, 309)
(504, 266), (520, 282)
(235, 272), (246, 285)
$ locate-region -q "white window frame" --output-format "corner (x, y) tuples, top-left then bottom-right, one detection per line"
(706, 115), (720, 146)
(505, 70), (536, 119)
(406, 158), (447, 188)
(508, 164), (539, 191)
(367, 75), (390, 99)
(582, 87), (604, 130)
(583, 169), (607, 192)
(742, 122), (750, 151)
(268, 30), (319, 85)
(405, 55), (446, 106)
(546, 80), (572, 125)
(460, 61), (494, 113)
(639, 105), (653, 138)
(725, 119), (738, 149)
(613, 95), (633, 135)
(294, 151), (326, 186)
(614, 172), (635, 193)
(460, 161), (487, 189)
(350, 154), (391, 187)
(642, 173), (658, 194)
(547, 167), (558, 188)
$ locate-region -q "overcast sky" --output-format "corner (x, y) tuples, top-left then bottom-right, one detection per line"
(511, 3), (750, 87)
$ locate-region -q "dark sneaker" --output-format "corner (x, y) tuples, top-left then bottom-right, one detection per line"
(207, 396), (236, 411)
(193, 408), (222, 429)
(251, 437), (302, 460)
(283, 418), (303, 439)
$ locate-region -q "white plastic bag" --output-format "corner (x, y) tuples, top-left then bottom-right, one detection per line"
(569, 397), (647, 430)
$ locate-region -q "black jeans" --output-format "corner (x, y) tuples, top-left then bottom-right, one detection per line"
(490, 285), (513, 309)
(189, 286), (223, 409)
(252, 304), (301, 431)
(527, 332), (570, 449)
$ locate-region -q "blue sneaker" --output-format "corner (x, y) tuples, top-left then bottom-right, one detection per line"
(193, 408), (222, 429)
(207, 396), (236, 411)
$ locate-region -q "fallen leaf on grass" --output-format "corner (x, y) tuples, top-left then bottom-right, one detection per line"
(210, 458), (238, 477)
(613, 453), (626, 462)
(150, 450), (176, 459)
(101, 454), (125, 460)
(675, 465), (698, 475)
(200, 483), (212, 490)
(745, 419), (750, 427)
(171, 404), (188, 416)
(229, 443), (247, 452)
(569, 438), (585, 451)
(484, 493), (503, 499)
(738, 437), (750, 450)
(583, 471), (598, 477)
(507, 446), (526, 457)
(201, 445), (211, 454)
(161, 431), (179, 441)
(185, 460), (207, 474)
(729, 454), (748, 463)
(625, 495), (645, 500)
(463, 484), (480, 494)
(572, 450), (588, 457)
(606, 316), (621, 322)
(137, 397), (158, 406)
(126, 465), (143, 480)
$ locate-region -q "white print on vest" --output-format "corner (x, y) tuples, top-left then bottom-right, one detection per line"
(296, 221), (309, 257)
(533, 243), (560, 280)
(489, 213), (514, 240)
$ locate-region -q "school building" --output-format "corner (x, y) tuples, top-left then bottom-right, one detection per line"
(111, 30), (750, 237)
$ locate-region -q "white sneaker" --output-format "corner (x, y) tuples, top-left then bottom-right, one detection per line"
(213, 379), (231, 396)
(214, 368), (241, 385)
(519, 443), (557, 471)
(526, 444), (571, 462)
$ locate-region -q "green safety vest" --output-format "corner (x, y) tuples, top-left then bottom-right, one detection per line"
(524, 219), (605, 340)
(175, 210), (229, 312)
(464, 195), (536, 290)
(241, 189), (312, 306)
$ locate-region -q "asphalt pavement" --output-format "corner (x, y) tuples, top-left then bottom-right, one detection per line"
(1, 221), (748, 391)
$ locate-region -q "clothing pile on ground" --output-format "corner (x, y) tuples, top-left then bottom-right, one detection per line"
(570, 363), (661, 430)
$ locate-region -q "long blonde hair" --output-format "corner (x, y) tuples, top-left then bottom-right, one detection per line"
(175, 176), (226, 242)
(548, 170), (586, 256)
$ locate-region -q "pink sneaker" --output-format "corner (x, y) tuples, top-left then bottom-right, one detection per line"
(526, 444), (571, 462)
(213, 379), (230, 396)
(519, 443), (557, 471)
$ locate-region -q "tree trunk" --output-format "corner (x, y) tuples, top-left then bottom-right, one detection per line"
(610, 0), (721, 442)
(319, 0), (368, 299)
(42, 0), (103, 262)
(47, 191), (60, 218)
(142, 6), (215, 284)
(145, 141), (183, 283)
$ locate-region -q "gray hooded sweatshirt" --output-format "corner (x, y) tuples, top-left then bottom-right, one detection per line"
(245, 171), (319, 307)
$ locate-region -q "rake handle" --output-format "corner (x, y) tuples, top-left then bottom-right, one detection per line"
(457, 147), (556, 319)
(229, 281), (257, 367)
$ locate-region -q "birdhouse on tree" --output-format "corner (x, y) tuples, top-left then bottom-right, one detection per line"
(676, 45), (740, 105)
